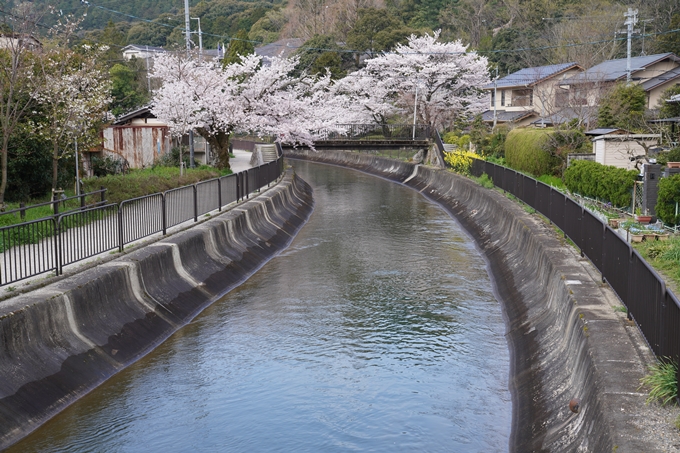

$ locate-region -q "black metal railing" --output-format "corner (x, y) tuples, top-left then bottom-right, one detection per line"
(0, 155), (284, 286)
(313, 124), (431, 141)
(470, 158), (680, 382)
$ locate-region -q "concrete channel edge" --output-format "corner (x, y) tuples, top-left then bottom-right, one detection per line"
(0, 170), (314, 450)
(284, 148), (659, 453)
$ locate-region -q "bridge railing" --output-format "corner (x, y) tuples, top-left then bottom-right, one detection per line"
(313, 124), (431, 141)
(0, 154), (285, 286)
(470, 158), (680, 381)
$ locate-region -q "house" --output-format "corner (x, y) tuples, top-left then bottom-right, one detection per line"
(102, 106), (213, 168)
(587, 129), (661, 170)
(0, 33), (42, 51)
(122, 44), (167, 61)
(254, 38), (304, 59)
(562, 53), (680, 110)
(481, 62), (584, 127)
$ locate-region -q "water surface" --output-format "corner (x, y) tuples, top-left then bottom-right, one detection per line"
(10, 160), (511, 452)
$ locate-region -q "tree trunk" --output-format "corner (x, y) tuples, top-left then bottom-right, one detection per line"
(196, 128), (231, 170)
(52, 141), (59, 191)
(0, 142), (7, 207)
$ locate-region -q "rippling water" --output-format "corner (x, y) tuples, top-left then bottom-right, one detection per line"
(9, 160), (511, 453)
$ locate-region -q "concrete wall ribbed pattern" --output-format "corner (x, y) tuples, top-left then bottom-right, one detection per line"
(285, 148), (654, 452)
(0, 172), (314, 450)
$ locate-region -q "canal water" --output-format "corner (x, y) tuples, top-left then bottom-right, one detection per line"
(9, 160), (511, 452)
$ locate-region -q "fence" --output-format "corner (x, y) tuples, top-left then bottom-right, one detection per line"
(0, 153), (284, 287)
(470, 158), (680, 381)
(313, 124), (432, 141)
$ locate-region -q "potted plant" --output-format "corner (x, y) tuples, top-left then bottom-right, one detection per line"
(635, 208), (652, 224)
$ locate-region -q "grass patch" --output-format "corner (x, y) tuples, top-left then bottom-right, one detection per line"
(472, 173), (494, 188)
(537, 174), (566, 190)
(83, 166), (230, 205)
(639, 358), (678, 406)
(634, 236), (680, 295)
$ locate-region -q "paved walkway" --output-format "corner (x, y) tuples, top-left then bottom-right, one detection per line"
(230, 149), (252, 173)
(1, 150), (259, 295)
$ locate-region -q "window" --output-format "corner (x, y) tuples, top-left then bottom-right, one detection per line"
(555, 88), (569, 106)
(500, 90), (505, 106)
(491, 90), (495, 107)
(512, 89), (533, 107)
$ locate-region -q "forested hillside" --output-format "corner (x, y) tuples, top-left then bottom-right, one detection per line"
(2, 0), (679, 72)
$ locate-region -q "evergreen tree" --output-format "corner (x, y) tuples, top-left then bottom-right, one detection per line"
(223, 29), (255, 66)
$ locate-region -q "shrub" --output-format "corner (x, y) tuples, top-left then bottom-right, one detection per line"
(563, 160), (638, 208)
(91, 155), (128, 177)
(504, 128), (560, 177)
(656, 174), (680, 226)
(444, 150), (482, 175)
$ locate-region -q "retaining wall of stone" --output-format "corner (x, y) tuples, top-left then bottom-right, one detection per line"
(285, 148), (655, 452)
(0, 172), (314, 450)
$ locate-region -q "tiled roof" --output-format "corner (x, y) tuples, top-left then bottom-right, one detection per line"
(585, 128), (627, 136)
(483, 62), (580, 89)
(255, 38), (304, 59)
(641, 67), (680, 91)
(564, 53), (680, 84)
(481, 109), (537, 123)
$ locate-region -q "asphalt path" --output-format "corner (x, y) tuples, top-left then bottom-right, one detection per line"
(1, 149), (255, 291)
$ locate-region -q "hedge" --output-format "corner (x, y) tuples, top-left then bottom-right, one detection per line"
(504, 128), (560, 177)
(563, 160), (638, 208)
(656, 174), (680, 226)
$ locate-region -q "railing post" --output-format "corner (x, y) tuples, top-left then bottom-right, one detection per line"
(101, 186), (106, 204)
(52, 193), (59, 216)
(19, 203), (25, 221)
(236, 173), (241, 201)
(55, 217), (62, 276)
(162, 193), (167, 235)
(217, 178), (222, 211)
(118, 205), (124, 252)
(193, 185), (198, 222)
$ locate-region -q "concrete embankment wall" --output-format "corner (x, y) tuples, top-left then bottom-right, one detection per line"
(0, 172), (314, 450)
(285, 149), (654, 452)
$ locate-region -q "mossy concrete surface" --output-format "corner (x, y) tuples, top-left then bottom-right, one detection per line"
(285, 149), (658, 452)
(0, 171), (314, 450)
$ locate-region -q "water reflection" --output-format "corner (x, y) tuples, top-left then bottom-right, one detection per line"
(9, 160), (511, 453)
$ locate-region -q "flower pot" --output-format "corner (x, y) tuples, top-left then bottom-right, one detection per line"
(656, 234), (670, 241)
(635, 215), (652, 224)
(667, 162), (680, 169)
(608, 218), (621, 228)
(630, 233), (645, 243)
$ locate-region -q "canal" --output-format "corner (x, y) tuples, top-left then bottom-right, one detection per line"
(9, 160), (511, 452)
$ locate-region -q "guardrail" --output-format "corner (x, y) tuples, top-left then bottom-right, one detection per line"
(0, 153), (284, 286)
(313, 123), (431, 141)
(470, 159), (680, 381)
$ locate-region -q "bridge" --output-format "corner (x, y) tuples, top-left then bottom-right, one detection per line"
(290, 123), (447, 166)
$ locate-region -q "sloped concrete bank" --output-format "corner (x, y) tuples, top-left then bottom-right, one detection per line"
(285, 149), (656, 452)
(0, 171), (314, 450)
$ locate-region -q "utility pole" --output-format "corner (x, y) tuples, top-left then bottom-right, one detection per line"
(624, 8), (638, 84)
(412, 78), (419, 140)
(492, 67), (498, 130)
(184, 0), (191, 54)
(184, 0), (195, 168)
(192, 17), (203, 60)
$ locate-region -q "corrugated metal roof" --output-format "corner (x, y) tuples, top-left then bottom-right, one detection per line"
(483, 62), (580, 89)
(641, 67), (680, 91)
(564, 53), (680, 84)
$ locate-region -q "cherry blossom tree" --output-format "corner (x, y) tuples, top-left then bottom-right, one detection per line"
(35, 44), (111, 190)
(343, 31), (490, 130)
(152, 52), (364, 168)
